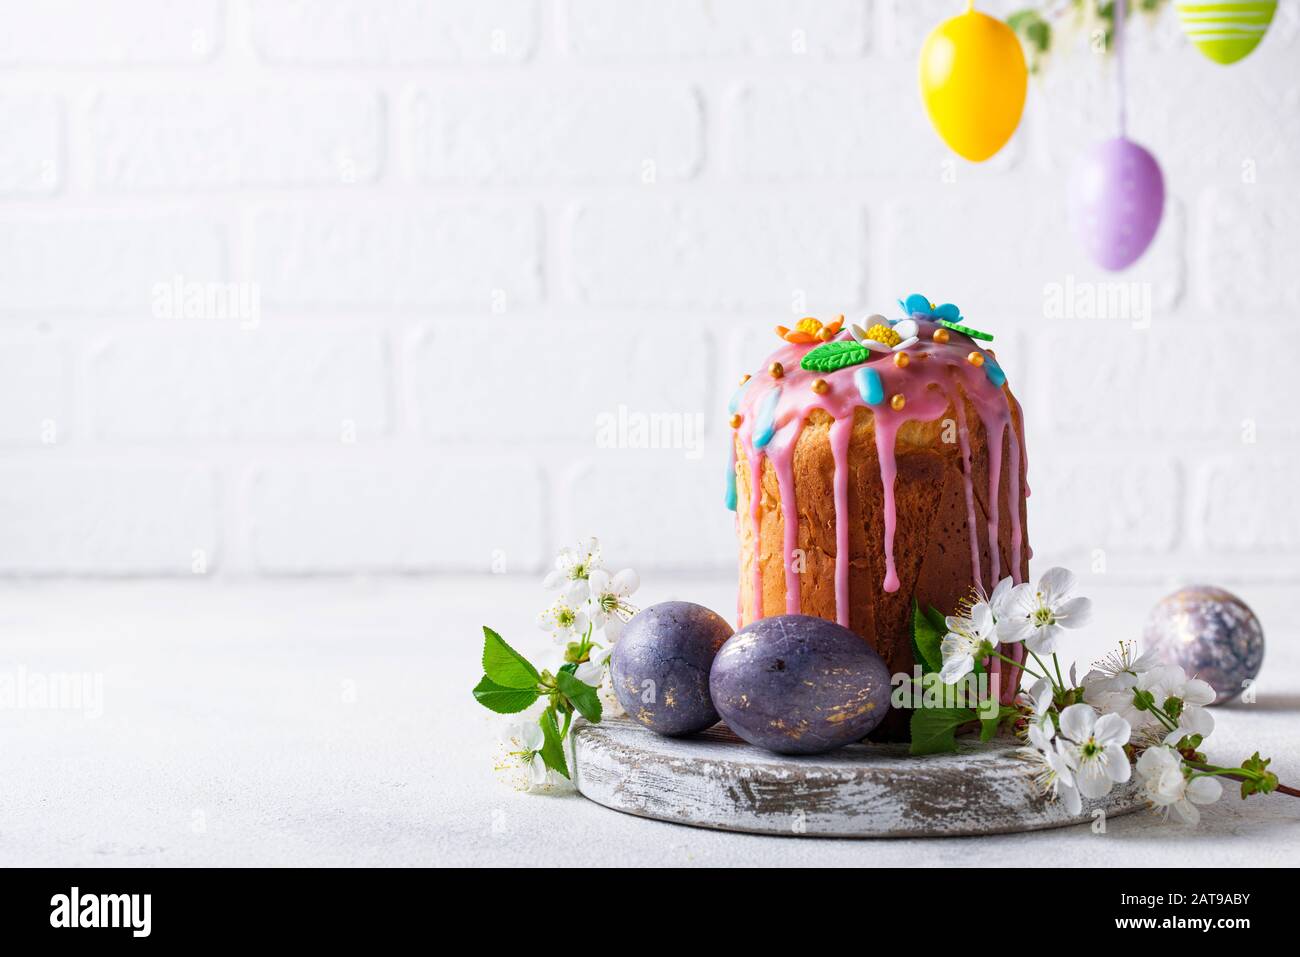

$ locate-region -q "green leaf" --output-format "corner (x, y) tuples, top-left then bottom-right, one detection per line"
(910, 707), (976, 756)
(979, 714), (1000, 742)
(538, 708), (569, 779)
(481, 626), (540, 689)
(800, 340), (872, 373)
(472, 675), (540, 714)
(555, 670), (603, 724)
(911, 599), (945, 675)
(980, 705), (1019, 742)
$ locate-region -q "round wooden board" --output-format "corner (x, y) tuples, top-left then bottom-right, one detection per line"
(573, 716), (1145, 838)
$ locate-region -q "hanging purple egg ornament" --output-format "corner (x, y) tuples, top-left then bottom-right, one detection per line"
(1067, 136), (1165, 271)
(1142, 586), (1264, 705)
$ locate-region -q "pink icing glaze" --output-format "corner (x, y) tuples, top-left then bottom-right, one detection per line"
(985, 417), (1005, 587)
(829, 417), (852, 628)
(770, 421), (803, 614)
(953, 398), (983, 589)
(733, 317), (1025, 654)
(745, 442), (764, 627)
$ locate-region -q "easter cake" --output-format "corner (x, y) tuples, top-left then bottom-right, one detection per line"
(726, 296), (1029, 732)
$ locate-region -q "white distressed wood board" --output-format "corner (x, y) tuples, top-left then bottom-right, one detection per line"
(572, 716), (1145, 838)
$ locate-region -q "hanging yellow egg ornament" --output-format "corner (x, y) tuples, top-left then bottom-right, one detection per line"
(918, 3), (1028, 162)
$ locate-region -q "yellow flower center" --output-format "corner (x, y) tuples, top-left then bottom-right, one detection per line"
(795, 317), (822, 335)
(865, 323), (900, 346)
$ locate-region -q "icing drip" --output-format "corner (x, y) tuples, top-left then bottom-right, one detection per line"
(829, 416), (852, 627)
(724, 441), (738, 511)
(952, 397), (982, 590)
(874, 416), (901, 594)
(728, 377), (752, 413)
(753, 387), (781, 449)
(1005, 421), (1024, 582)
(746, 444), (765, 626)
(770, 422), (803, 614)
(986, 417), (1005, 587)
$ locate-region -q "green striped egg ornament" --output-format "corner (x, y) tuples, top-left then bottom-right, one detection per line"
(1175, 0), (1277, 65)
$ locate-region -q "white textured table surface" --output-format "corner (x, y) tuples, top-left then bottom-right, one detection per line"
(1, 577), (1297, 867)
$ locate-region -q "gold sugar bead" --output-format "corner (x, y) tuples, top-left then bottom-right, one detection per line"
(811, 378), (829, 395)
(729, 413), (743, 429)
(739, 373), (751, 386)
(893, 352), (910, 369)
(890, 394), (906, 411)
(769, 361), (785, 379)
(932, 328), (950, 344)
(967, 351), (984, 367)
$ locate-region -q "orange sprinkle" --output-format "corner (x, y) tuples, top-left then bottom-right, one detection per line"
(932, 328), (950, 344)
(967, 351), (984, 367)
(729, 413), (743, 429)
(739, 373), (751, 385)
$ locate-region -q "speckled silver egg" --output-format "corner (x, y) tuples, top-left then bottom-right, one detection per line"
(1142, 586), (1263, 705)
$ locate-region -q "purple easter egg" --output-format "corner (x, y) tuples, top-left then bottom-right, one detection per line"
(1067, 136), (1164, 271)
(1143, 586), (1264, 705)
(710, 615), (892, 755)
(611, 602), (733, 736)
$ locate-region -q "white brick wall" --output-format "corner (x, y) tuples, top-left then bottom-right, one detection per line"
(0, 0), (1296, 583)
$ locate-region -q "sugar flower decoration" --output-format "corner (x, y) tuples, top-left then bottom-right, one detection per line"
(775, 315), (844, 344)
(849, 315), (920, 353)
(900, 293), (962, 323)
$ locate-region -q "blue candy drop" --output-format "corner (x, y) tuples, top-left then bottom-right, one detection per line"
(984, 359), (1006, 388)
(854, 366), (884, 405)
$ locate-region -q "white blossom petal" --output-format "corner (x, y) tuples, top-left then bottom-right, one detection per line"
(611, 568), (639, 596)
(1104, 744), (1132, 782)
(1056, 596), (1093, 628)
(1059, 703), (1098, 744)
(1186, 776), (1223, 805)
(1093, 712), (1132, 748)
(1061, 782), (1083, 816)
(1182, 678), (1216, 707)
(1037, 566), (1076, 604)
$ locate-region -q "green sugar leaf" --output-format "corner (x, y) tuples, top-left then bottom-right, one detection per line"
(539, 708), (570, 779)
(800, 339), (872, 373)
(555, 670), (603, 724)
(481, 626), (541, 689)
(472, 676), (540, 714)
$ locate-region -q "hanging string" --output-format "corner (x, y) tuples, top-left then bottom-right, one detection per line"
(1115, 0), (1128, 138)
